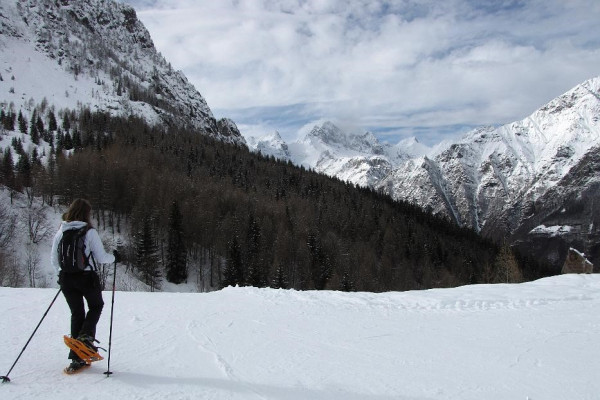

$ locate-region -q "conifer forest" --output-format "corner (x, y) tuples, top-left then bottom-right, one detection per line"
(0, 105), (552, 292)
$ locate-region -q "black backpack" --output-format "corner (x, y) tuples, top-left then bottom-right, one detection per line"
(58, 225), (96, 273)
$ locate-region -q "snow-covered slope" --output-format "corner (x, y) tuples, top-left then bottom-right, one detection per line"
(384, 76), (600, 234)
(0, 0), (244, 144)
(2, 274), (600, 399)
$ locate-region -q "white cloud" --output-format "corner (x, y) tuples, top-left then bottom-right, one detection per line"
(124, 0), (600, 145)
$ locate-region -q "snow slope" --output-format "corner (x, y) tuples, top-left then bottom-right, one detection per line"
(2, 274), (600, 399)
(0, 0), (245, 144)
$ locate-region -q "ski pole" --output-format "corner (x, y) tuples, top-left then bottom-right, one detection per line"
(1, 289), (62, 383)
(104, 261), (117, 377)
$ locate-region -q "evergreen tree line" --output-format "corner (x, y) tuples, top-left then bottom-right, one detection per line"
(0, 105), (553, 292)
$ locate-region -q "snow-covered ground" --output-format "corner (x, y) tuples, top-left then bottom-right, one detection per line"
(2, 274), (599, 400)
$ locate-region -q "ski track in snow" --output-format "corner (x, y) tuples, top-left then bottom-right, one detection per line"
(186, 319), (268, 399)
(2, 275), (600, 399)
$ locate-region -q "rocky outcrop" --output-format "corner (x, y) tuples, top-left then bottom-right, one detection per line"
(561, 248), (594, 274)
(0, 0), (245, 145)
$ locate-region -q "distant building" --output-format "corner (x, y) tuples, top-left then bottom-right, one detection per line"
(561, 248), (594, 274)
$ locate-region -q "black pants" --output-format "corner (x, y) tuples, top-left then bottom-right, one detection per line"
(60, 271), (104, 360)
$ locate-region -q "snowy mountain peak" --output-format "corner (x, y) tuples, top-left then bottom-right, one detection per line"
(538, 76), (600, 118)
(399, 136), (420, 145)
(298, 121), (390, 156)
(0, 0), (245, 144)
(349, 131), (385, 154)
(393, 136), (431, 158)
(247, 131), (290, 160)
(303, 121), (348, 147)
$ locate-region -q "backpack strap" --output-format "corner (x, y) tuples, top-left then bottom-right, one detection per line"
(80, 225), (99, 272)
(87, 251), (98, 272)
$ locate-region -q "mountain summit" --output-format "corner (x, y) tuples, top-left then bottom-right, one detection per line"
(0, 0), (244, 144)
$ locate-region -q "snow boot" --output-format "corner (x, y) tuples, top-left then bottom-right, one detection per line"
(76, 334), (99, 353)
(64, 359), (90, 375)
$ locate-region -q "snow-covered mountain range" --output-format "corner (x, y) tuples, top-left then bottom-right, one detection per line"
(1, 0), (597, 269)
(0, 0), (244, 144)
(247, 77), (600, 268)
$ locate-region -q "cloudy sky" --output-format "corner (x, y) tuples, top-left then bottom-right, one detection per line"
(123, 0), (600, 145)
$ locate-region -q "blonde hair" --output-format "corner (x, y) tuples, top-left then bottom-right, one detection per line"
(63, 198), (92, 225)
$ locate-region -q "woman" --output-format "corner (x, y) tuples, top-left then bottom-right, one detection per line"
(50, 198), (119, 373)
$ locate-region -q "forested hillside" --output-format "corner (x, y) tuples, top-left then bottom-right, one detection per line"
(0, 105), (552, 291)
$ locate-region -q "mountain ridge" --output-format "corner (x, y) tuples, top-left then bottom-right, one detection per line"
(247, 76), (600, 269)
(0, 0), (245, 144)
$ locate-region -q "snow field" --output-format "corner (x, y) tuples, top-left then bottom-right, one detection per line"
(2, 274), (600, 399)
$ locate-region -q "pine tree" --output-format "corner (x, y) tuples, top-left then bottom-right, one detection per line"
(31, 148), (41, 167)
(245, 214), (264, 287)
(62, 113), (71, 131)
(18, 111), (27, 133)
(8, 110), (16, 131)
(1, 109), (16, 131)
(271, 264), (289, 289)
(223, 236), (243, 287)
(44, 129), (54, 147)
(135, 217), (161, 291)
(48, 110), (58, 132)
(36, 113), (44, 135)
(63, 132), (73, 150)
(339, 270), (355, 292)
(11, 137), (24, 155)
(72, 129), (82, 149)
(1, 148), (15, 188)
(44, 148), (56, 206)
(166, 201), (187, 284)
(15, 152), (31, 188)
(55, 129), (64, 152)
(307, 231), (333, 289)
(30, 116), (40, 145)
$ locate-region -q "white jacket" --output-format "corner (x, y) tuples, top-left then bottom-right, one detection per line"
(51, 221), (115, 274)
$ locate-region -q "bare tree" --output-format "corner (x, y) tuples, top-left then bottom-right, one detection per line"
(24, 205), (52, 244)
(0, 252), (23, 287)
(24, 243), (41, 288)
(0, 202), (16, 249)
(493, 243), (523, 284)
(96, 263), (110, 290)
(0, 252), (9, 286)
